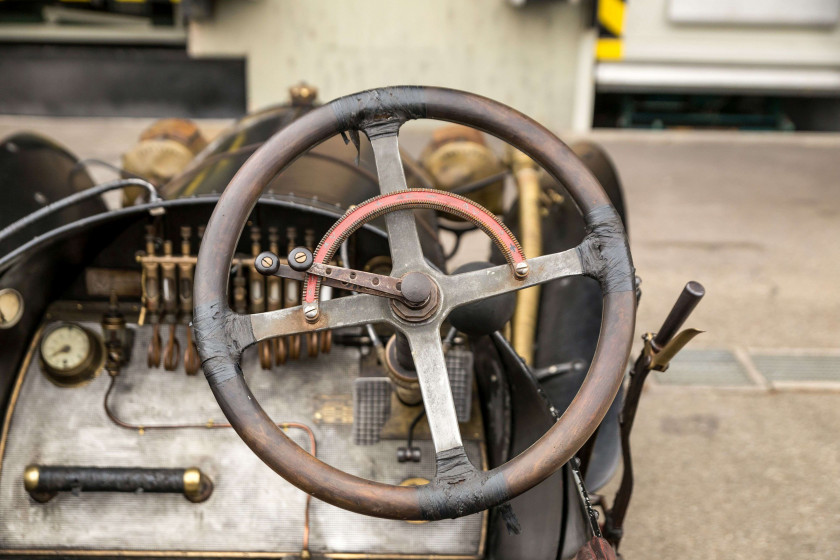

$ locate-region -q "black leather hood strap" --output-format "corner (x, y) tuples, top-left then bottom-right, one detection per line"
(578, 205), (635, 294)
(192, 299), (256, 386)
(330, 86), (427, 139)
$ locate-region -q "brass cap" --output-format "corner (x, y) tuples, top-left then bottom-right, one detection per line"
(23, 465), (39, 492)
(289, 82), (318, 106)
(183, 467), (201, 495)
(183, 467), (213, 503)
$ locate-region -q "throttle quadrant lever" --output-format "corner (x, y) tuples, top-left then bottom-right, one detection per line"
(254, 248), (430, 308)
(255, 188), (529, 327)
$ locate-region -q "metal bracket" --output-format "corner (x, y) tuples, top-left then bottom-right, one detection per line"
(643, 328), (704, 372)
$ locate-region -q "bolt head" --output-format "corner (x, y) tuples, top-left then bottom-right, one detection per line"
(287, 247), (313, 272)
(400, 272), (433, 307)
(514, 261), (529, 278)
(255, 251), (280, 274)
(303, 305), (319, 322)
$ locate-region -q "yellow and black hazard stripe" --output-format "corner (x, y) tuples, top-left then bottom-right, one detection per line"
(595, 0), (626, 61)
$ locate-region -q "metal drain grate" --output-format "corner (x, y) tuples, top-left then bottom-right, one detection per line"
(750, 353), (840, 383)
(653, 349), (753, 386)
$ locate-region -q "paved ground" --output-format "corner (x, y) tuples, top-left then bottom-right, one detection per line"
(580, 131), (840, 559)
(591, 130), (840, 351)
(1, 117), (838, 558)
(608, 389), (840, 559)
(577, 131), (840, 560)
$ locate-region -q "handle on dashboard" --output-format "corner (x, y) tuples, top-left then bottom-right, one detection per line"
(23, 465), (213, 503)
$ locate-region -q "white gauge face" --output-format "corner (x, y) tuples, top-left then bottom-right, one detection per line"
(0, 289), (23, 329)
(41, 324), (91, 372)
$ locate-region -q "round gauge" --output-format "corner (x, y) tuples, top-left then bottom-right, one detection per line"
(0, 288), (24, 329)
(39, 323), (103, 388)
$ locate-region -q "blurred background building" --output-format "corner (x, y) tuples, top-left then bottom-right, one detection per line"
(2, 0), (840, 132)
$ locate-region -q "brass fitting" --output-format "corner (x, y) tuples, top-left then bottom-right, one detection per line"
(182, 467), (214, 503)
(23, 465), (39, 492)
(289, 82), (318, 106)
(22, 465), (53, 503)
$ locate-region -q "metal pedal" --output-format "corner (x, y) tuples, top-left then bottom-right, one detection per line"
(446, 348), (473, 423)
(352, 377), (392, 445)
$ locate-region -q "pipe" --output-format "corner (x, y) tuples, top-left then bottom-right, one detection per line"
(509, 149), (543, 365)
(0, 178), (161, 247)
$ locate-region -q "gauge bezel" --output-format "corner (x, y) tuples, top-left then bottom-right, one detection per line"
(0, 288), (24, 329)
(38, 322), (104, 388)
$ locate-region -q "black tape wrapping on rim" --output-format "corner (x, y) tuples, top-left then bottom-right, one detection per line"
(578, 205), (635, 294)
(417, 446), (518, 531)
(193, 299), (256, 386)
(330, 86), (427, 140)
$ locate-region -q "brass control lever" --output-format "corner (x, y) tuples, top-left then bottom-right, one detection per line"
(143, 225), (162, 367)
(266, 227), (287, 365)
(184, 328), (200, 376)
(163, 324), (180, 371)
(180, 226), (200, 375)
(283, 228), (302, 361)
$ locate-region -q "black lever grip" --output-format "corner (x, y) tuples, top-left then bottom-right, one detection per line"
(23, 465), (213, 503)
(653, 281), (705, 348)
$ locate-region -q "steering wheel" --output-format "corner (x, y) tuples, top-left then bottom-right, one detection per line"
(193, 86), (636, 521)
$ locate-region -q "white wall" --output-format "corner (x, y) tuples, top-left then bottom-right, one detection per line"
(188, 0), (592, 131)
(621, 0), (840, 66)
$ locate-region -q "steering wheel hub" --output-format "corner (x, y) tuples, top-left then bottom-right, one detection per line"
(391, 271), (439, 322)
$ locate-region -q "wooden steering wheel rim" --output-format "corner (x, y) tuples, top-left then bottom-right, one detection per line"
(192, 86), (636, 520)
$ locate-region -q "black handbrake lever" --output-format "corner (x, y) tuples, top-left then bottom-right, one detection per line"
(648, 281), (706, 372)
(653, 280), (705, 350)
(602, 280), (706, 550)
